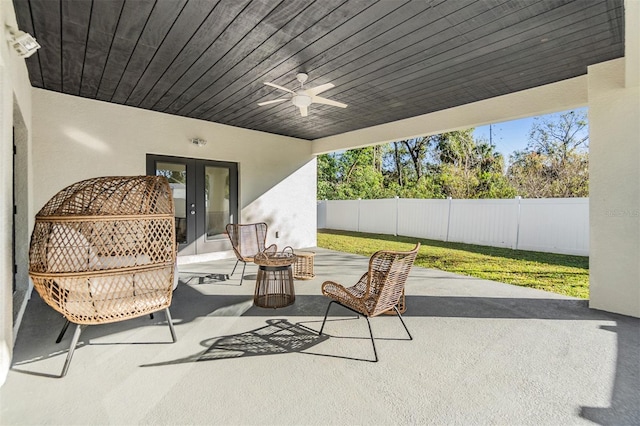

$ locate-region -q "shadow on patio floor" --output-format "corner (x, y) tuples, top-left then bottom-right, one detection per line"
(141, 319), (329, 366)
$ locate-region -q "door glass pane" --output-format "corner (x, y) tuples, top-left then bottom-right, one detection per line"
(156, 162), (187, 245)
(204, 166), (230, 241)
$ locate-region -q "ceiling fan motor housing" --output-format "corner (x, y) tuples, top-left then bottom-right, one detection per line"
(296, 73), (308, 84)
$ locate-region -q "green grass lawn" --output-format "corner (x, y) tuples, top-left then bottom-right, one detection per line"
(317, 229), (589, 299)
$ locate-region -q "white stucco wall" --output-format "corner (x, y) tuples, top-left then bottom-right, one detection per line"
(588, 57), (640, 318)
(587, 1), (640, 318)
(31, 89), (317, 253)
(1, 0), (35, 387)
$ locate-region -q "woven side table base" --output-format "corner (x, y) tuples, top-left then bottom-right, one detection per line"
(254, 265), (295, 308)
(293, 251), (315, 280)
(253, 251), (296, 309)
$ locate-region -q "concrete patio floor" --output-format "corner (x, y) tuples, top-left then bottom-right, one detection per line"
(1, 248), (638, 425)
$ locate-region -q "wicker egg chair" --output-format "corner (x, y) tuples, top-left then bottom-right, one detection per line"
(29, 176), (177, 377)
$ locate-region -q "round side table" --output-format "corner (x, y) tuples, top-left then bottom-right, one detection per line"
(293, 251), (315, 280)
(253, 252), (296, 308)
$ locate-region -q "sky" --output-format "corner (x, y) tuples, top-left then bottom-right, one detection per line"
(473, 106), (588, 160)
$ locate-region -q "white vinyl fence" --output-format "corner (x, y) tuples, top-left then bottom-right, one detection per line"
(317, 197), (589, 256)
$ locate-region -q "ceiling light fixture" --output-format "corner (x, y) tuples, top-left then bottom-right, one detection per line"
(7, 28), (41, 58)
(291, 94), (312, 108)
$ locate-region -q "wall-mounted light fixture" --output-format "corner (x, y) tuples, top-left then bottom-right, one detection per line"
(7, 27), (41, 58)
(191, 138), (207, 147)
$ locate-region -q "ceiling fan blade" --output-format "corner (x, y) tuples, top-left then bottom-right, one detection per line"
(299, 105), (308, 117)
(264, 82), (295, 94)
(312, 96), (347, 108)
(306, 83), (334, 96)
(258, 98), (288, 106)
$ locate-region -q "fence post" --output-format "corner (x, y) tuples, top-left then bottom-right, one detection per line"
(445, 196), (452, 242)
(395, 196), (399, 236)
(514, 196), (522, 250)
(357, 198), (361, 232)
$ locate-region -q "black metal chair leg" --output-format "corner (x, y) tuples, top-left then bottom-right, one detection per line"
(230, 259), (240, 276)
(55, 320), (71, 343)
(364, 316), (378, 362)
(60, 324), (84, 377)
(319, 301), (409, 362)
(238, 261), (247, 285)
(165, 308), (177, 342)
(319, 301), (336, 335)
(394, 306), (413, 340)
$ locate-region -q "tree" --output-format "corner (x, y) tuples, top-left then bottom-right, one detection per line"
(507, 110), (589, 197)
(318, 129), (519, 200)
(317, 152), (339, 200)
(433, 131), (514, 198)
(317, 147), (387, 200)
(318, 112), (590, 200)
(383, 137), (433, 188)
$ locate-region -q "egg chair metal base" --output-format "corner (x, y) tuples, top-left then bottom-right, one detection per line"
(59, 308), (177, 377)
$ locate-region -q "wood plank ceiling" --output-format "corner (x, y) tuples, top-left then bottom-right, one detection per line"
(13, 0), (624, 140)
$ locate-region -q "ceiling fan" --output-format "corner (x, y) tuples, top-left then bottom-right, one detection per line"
(258, 73), (347, 117)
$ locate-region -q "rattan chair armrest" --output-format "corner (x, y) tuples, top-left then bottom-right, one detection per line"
(322, 279), (369, 315)
(321, 280), (350, 299)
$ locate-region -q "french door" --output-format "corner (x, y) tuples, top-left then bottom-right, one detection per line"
(146, 154), (238, 256)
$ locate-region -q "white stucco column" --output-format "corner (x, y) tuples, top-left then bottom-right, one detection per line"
(587, 0), (640, 317)
(588, 1), (640, 318)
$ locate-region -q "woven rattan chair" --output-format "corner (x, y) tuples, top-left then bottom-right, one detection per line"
(319, 243), (420, 362)
(225, 222), (277, 285)
(29, 176), (177, 377)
